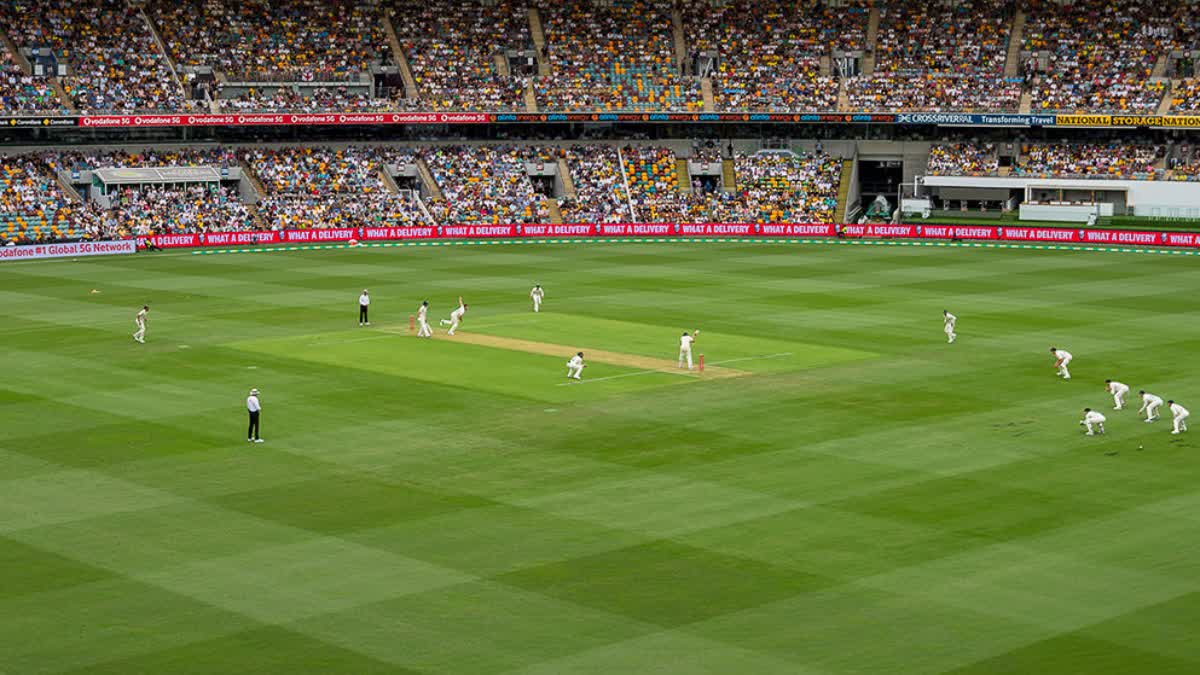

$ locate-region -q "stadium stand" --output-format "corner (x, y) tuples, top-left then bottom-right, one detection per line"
(713, 151), (842, 223)
(1015, 143), (1163, 179)
(559, 145), (633, 224)
(422, 145), (550, 224)
(535, 0), (702, 112)
(1022, 0), (1173, 113)
(0, 155), (84, 242)
(927, 143), (1000, 176)
(680, 1), (866, 112)
(0, 50), (66, 114)
(244, 146), (425, 229)
(393, 0), (529, 112)
(147, 0), (386, 83)
(107, 185), (253, 235)
(2, 0), (191, 113)
(847, 0), (1019, 112)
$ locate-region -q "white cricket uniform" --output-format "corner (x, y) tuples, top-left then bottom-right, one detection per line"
(441, 304), (465, 335)
(416, 304), (432, 337)
(944, 313), (957, 343)
(1139, 393), (1163, 421)
(1081, 410), (1106, 435)
(566, 354), (584, 379)
(1171, 403), (1190, 434)
(1108, 381), (1129, 409)
(531, 287), (544, 313)
(678, 334), (695, 369)
(133, 309), (147, 342)
(1054, 350), (1073, 379)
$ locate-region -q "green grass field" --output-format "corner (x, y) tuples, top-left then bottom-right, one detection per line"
(3, 241), (1199, 674)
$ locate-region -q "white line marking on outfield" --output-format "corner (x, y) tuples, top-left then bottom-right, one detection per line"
(556, 352), (794, 386)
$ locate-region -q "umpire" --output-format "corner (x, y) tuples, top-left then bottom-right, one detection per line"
(246, 388), (263, 443)
(358, 289), (370, 326)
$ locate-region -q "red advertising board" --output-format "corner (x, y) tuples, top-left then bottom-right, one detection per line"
(127, 224), (1200, 251)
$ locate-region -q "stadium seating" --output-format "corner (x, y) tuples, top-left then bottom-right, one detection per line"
(714, 151), (842, 223)
(1015, 143), (1162, 179)
(847, 1), (1020, 112)
(148, 0), (385, 83)
(0, 155), (83, 242)
(2, 0), (193, 113)
(107, 185), (253, 235)
(0, 50), (66, 114)
(559, 145), (633, 224)
(927, 143), (1000, 176)
(423, 145), (549, 224)
(536, 1), (702, 112)
(394, 0), (529, 112)
(244, 146), (425, 228)
(681, 1), (866, 112)
(1022, 0), (1173, 113)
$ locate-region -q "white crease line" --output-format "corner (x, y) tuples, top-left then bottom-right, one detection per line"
(705, 352), (793, 365)
(556, 352), (794, 386)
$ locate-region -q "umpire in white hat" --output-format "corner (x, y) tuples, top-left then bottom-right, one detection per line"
(247, 388), (263, 443)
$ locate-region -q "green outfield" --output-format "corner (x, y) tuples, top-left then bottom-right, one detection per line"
(2, 241), (1199, 674)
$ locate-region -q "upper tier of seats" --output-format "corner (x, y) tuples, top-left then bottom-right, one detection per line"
(3, 0), (1198, 115)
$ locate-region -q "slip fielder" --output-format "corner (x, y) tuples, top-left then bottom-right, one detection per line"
(1105, 379), (1130, 410)
(1138, 390), (1163, 422)
(1050, 347), (1072, 380)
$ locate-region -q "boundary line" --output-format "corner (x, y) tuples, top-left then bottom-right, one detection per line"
(187, 238), (1200, 258)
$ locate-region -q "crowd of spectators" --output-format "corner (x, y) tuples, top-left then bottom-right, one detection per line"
(536, 0), (702, 112)
(217, 86), (393, 113)
(394, 0), (529, 112)
(107, 184), (253, 236)
(0, 51), (66, 114)
(927, 143), (1000, 176)
(0, 155), (84, 242)
(1015, 143), (1162, 178)
(847, 0), (1019, 112)
(1169, 79), (1200, 114)
(423, 145), (549, 224)
(681, 1), (866, 112)
(622, 146), (688, 222)
(712, 151), (841, 223)
(148, 0), (386, 83)
(244, 146), (426, 228)
(2, 0), (192, 113)
(559, 145), (633, 223)
(1022, 0), (1175, 112)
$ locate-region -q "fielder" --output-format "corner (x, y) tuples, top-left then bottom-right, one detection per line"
(1079, 408), (1106, 436)
(132, 305), (149, 343)
(1169, 400), (1190, 435)
(1050, 347), (1072, 380)
(678, 330), (699, 369)
(943, 310), (957, 344)
(1105, 379), (1130, 410)
(416, 300), (432, 337)
(530, 284), (544, 313)
(566, 352), (585, 380)
(1138, 390), (1163, 422)
(439, 296), (467, 336)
